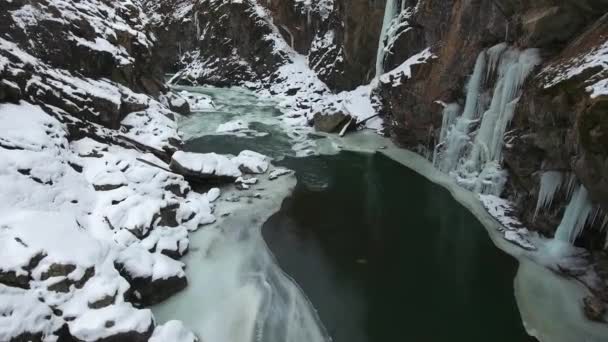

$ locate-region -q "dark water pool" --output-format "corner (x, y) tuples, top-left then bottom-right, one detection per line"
(263, 151), (534, 342)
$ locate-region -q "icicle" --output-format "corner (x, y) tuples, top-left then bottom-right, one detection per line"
(554, 186), (594, 244)
(194, 10), (201, 40)
(485, 43), (507, 80)
(534, 171), (563, 218)
(375, 0), (399, 78)
(439, 103), (461, 143)
(307, 8), (311, 27)
(433, 103), (460, 167)
(565, 173), (577, 198)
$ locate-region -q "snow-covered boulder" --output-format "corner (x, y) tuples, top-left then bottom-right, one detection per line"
(269, 168), (293, 180)
(68, 304), (155, 342)
(170, 151), (242, 184)
(235, 177), (259, 190)
(233, 150), (271, 174)
(114, 246), (187, 306)
(178, 91), (215, 112)
(151, 320), (198, 342)
(161, 92), (191, 115)
(141, 226), (190, 259)
(313, 110), (353, 133)
(0, 285), (63, 341)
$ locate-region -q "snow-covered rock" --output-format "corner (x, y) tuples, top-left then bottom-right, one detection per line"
(233, 150), (271, 174)
(170, 151), (242, 183)
(269, 168), (293, 180)
(115, 246), (188, 306)
(161, 92), (191, 115)
(179, 91), (215, 111)
(69, 304), (155, 342)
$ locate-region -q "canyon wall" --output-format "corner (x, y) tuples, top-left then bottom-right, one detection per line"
(149, 0), (608, 249)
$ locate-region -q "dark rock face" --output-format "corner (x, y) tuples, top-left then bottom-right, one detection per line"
(584, 295), (607, 322)
(313, 111), (353, 133)
(153, 0), (289, 87)
(142, 0), (200, 74)
(0, 0), (164, 96)
(149, 0), (385, 91)
(264, 0), (385, 90)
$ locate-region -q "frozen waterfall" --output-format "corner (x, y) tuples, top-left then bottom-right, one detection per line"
(375, 0), (400, 78)
(433, 43), (541, 196)
(434, 51), (487, 173)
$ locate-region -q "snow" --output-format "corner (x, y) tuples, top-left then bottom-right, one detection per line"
(0, 210), (105, 271)
(151, 320), (198, 342)
(380, 48), (435, 86)
(172, 151), (243, 178)
(0, 285), (61, 341)
(69, 304), (153, 341)
(0, 97), (210, 340)
(310, 84), (382, 131)
(232, 150), (270, 174)
(542, 40), (608, 98)
(216, 120), (248, 133)
(479, 195), (536, 250)
(142, 226), (190, 257)
(116, 245), (186, 281)
(269, 168), (292, 180)
(0, 102), (63, 151)
(206, 188), (221, 202)
(120, 101), (181, 151)
(292, 0), (334, 20)
(376, 3), (419, 78)
(179, 90), (215, 111)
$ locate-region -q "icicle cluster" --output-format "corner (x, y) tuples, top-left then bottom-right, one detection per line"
(534, 171), (577, 218)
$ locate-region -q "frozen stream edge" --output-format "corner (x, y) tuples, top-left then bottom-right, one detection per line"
(152, 171), (329, 342)
(315, 130), (608, 342)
